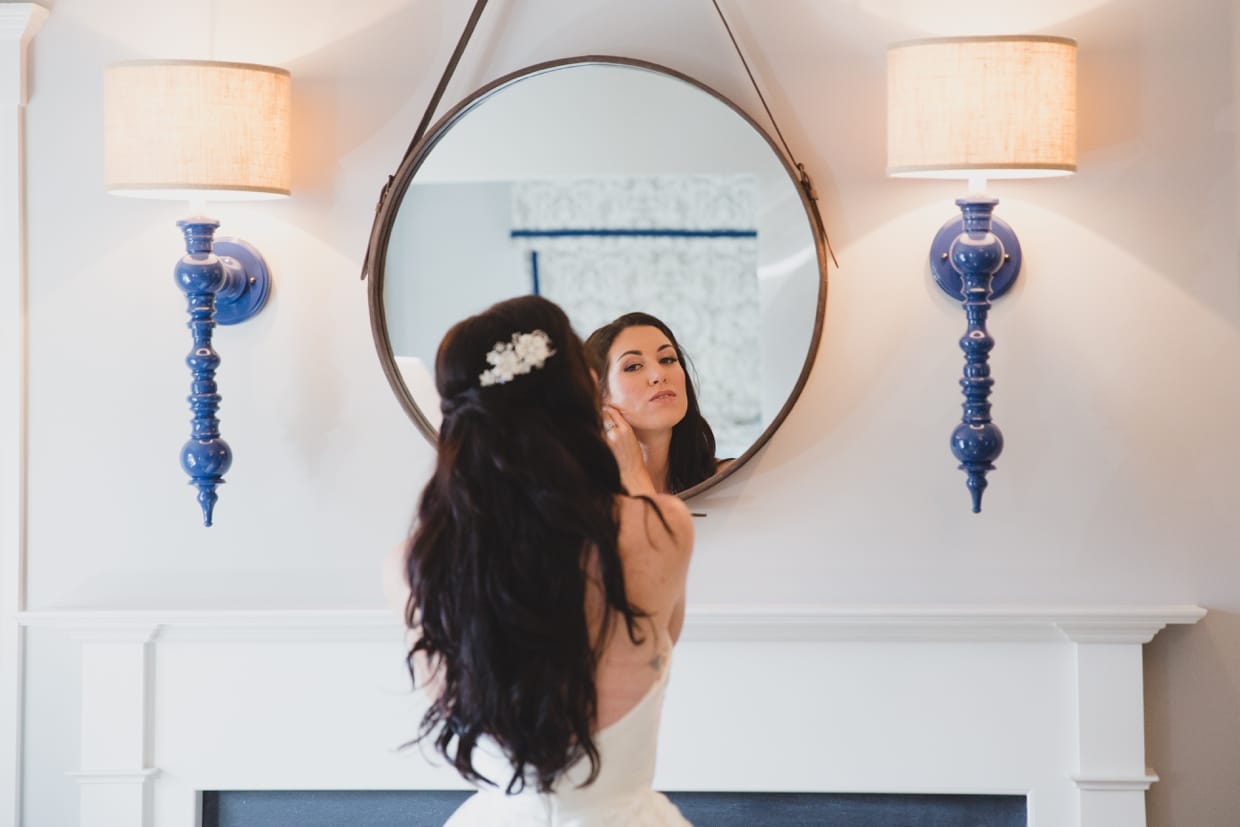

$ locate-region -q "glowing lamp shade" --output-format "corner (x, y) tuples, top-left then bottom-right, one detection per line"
(887, 36), (1077, 180)
(104, 60), (291, 201)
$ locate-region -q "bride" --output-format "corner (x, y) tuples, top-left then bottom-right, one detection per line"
(586, 312), (734, 496)
(385, 295), (695, 825)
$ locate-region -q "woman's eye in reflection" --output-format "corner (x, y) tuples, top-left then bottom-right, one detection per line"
(659, 356), (678, 366)
(622, 362), (642, 372)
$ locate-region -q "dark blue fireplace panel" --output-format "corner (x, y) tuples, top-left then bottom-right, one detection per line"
(202, 790), (1027, 826)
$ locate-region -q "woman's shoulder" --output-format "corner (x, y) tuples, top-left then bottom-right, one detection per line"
(614, 494), (693, 623)
(616, 493), (694, 559)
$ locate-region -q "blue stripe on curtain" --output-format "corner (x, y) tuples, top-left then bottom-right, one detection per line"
(511, 228), (757, 239)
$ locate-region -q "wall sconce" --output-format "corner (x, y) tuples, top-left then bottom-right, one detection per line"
(887, 36), (1077, 512)
(104, 60), (292, 526)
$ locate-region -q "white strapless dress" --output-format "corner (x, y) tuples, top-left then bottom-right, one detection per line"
(442, 664), (690, 826)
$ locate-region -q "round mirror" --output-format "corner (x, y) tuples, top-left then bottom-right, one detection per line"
(368, 57), (827, 498)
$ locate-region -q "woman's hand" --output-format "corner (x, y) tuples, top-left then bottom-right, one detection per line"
(602, 404), (656, 497)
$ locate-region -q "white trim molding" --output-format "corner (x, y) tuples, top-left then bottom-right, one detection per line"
(1073, 774), (1160, 791)
(67, 770), (162, 785)
(18, 603), (1205, 827)
(17, 603), (1207, 642)
(682, 603), (1206, 642)
(1, 7), (50, 827)
(67, 767), (163, 827)
(71, 632), (156, 827)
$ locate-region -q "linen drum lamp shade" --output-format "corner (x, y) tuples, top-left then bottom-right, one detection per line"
(886, 36), (1077, 180)
(104, 60), (291, 200)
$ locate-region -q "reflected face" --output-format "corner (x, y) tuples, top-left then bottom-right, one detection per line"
(603, 326), (689, 434)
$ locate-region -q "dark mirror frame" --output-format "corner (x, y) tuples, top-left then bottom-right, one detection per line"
(366, 55), (829, 500)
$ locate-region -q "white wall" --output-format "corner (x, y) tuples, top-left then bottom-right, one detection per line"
(15, 0), (1240, 825)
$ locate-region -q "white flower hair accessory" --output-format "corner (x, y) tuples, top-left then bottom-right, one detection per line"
(478, 329), (556, 387)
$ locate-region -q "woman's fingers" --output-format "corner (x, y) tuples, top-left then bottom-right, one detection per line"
(601, 406), (655, 496)
(601, 404), (626, 434)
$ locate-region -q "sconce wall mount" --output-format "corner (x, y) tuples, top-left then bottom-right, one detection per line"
(930, 210), (1021, 302)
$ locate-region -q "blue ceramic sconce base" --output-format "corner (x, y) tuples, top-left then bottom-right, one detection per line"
(175, 218), (272, 527)
(934, 196), (1016, 514)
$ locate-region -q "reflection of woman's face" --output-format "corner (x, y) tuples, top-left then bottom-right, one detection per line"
(604, 326), (689, 435)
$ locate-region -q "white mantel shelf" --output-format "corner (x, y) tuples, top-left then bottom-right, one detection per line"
(16, 603), (1206, 642)
(18, 604), (1206, 827)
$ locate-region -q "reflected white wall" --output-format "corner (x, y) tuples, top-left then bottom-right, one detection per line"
(385, 182), (527, 363)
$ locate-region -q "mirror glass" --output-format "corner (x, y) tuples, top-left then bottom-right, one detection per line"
(373, 59), (825, 495)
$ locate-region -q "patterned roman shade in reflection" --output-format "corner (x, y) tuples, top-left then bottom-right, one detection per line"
(511, 175), (761, 459)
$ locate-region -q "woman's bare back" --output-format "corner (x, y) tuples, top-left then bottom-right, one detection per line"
(588, 492), (693, 729)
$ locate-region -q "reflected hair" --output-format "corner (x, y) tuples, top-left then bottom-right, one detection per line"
(585, 312), (718, 493)
(404, 294), (647, 794)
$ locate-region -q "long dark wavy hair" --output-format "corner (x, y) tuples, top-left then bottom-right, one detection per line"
(405, 295), (648, 794)
(585, 312), (718, 494)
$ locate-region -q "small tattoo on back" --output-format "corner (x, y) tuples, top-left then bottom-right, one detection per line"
(649, 652), (664, 672)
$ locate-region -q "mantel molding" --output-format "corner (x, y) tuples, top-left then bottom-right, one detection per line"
(35, 602), (1205, 826)
(66, 769), (161, 786)
(17, 603), (1207, 644)
(1073, 773), (1160, 791)
(684, 603), (1206, 643)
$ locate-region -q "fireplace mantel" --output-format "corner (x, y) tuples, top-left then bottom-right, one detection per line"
(19, 604), (1205, 827)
